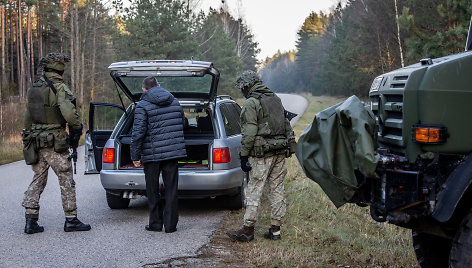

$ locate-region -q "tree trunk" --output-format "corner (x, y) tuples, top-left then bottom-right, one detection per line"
(394, 0), (404, 68)
(37, 1), (42, 59)
(26, 5), (32, 88)
(16, 0), (22, 98)
(90, 0), (97, 102)
(4, 4), (8, 86)
(70, 1), (75, 94)
(18, 0), (26, 99)
(29, 6), (34, 81)
(80, 0), (90, 120)
(60, 1), (65, 53)
(1, 3), (4, 139)
(10, 0), (14, 83)
(75, 0), (79, 95)
(1, 4), (6, 90)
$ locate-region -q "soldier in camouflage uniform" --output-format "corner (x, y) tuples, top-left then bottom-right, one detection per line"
(22, 53), (91, 234)
(226, 70), (295, 242)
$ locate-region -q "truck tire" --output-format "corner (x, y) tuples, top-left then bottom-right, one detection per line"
(224, 176), (247, 210)
(412, 230), (452, 268)
(106, 192), (130, 209)
(449, 209), (472, 268)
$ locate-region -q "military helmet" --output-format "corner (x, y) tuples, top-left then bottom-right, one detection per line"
(235, 70), (261, 97)
(37, 53), (70, 76)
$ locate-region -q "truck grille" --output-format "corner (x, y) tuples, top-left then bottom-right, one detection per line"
(370, 75), (408, 154)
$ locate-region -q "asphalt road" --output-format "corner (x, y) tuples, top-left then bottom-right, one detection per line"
(0, 94), (307, 267)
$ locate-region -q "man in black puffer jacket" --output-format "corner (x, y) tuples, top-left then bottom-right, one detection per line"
(131, 76), (187, 233)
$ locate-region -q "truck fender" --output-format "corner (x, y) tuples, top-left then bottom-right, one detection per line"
(432, 153), (472, 223)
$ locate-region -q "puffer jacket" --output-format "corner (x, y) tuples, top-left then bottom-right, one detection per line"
(131, 86), (187, 163)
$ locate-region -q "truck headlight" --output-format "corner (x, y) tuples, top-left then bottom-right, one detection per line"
(412, 124), (448, 144)
(370, 76), (383, 93)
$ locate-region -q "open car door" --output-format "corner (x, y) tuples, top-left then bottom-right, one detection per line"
(85, 102), (125, 174)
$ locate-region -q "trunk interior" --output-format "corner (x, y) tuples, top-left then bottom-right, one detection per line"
(118, 107), (214, 170)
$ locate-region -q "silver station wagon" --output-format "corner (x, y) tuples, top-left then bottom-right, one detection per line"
(84, 60), (247, 210)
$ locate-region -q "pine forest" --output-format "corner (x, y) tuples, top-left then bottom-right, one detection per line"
(0, 0), (471, 146)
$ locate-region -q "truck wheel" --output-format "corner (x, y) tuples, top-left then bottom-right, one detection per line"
(412, 230), (452, 268)
(224, 176), (247, 210)
(106, 192), (130, 209)
(449, 209), (472, 267)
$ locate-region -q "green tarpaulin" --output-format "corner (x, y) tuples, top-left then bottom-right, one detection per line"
(296, 96), (379, 208)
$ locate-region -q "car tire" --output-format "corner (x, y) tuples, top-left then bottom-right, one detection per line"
(224, 175), (248, 210)
(449, 209), (472, 268)
(106, 191), (130, 209)
(412, 229), (452, 268)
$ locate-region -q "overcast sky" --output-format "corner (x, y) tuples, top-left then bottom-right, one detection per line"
(198, 0), (342, 61)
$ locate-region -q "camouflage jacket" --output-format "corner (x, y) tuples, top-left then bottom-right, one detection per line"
(240, 82), (292, 157)
(24, 71), (81, 131)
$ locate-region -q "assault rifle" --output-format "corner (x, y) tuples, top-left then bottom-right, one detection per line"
(68, 146), (78, 174)
(284, 110), (298, 121)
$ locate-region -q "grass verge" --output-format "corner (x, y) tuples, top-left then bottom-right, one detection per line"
(0, 135), (85, 166)
(0, 136), (24, 165)
(212, 94), (418, 267)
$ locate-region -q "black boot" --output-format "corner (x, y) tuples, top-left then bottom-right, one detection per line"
(24, 218), (44, 234)
(226, 225), (254, 242)
(263, 225), (281, 240)
(64, 217), (91, 232)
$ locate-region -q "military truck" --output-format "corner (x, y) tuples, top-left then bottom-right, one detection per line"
(297, 21), (472, 267)
(359, 23), (472, 267)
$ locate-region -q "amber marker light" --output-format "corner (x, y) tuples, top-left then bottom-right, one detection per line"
(412, 125), (447, 144)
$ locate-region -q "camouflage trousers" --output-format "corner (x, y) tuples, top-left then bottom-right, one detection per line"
(22, 147), (77, 218)
(243, 154), (287, 228)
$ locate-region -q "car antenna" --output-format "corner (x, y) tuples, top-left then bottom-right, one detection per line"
(113, 82), (128, 116)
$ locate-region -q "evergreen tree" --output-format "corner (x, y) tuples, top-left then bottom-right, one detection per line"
(195, 10), (242, 96)
(399, 0), (472, 59)
(114, 0), (199, 60)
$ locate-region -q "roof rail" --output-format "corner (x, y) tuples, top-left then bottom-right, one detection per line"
(216, 95), (233, 100)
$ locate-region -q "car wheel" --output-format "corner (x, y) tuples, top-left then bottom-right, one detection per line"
(225, 175), (248, 210)
(106, 191), (130, 209)
(412, 229), (452, 268)
(450, 209), (472, 268)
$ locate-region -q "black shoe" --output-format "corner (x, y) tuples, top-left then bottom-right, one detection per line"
(145, 225), (162, 232)
(263, 225), (281, 240)
(226, 226), (254, 242)
(165, 227), (177, 233)
(64, 217), (91, 232)
(24, 218), (44, 234)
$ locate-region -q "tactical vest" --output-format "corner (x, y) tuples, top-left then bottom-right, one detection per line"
(27, 79), (66, 127)
(249, 91), (288, 157)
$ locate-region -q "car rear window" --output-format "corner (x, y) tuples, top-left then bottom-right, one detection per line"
(119, 75), (213, 96)
(220, 103), (240, 136)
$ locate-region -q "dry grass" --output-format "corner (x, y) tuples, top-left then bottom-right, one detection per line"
(0, 133), (86, 166)
(218, 94), (418, 267)
(0, 135), (23, 165)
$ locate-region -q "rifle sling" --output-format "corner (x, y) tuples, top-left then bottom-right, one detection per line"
(43, 75), (58, 95)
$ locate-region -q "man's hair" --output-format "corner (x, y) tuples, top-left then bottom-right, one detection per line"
(142, 76), (159, 90)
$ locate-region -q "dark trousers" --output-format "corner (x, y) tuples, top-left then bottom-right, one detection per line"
(143, 160), (179, 231)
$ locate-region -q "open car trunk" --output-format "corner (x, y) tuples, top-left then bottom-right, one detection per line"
(117, 107), (215, 170)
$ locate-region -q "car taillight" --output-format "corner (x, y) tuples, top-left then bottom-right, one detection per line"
(213, 148), (231, 163)
(102, 148), (114, 163)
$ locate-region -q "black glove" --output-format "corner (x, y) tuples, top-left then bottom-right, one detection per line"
(69, 124), (83, 148)
(240, 155), (252, 172)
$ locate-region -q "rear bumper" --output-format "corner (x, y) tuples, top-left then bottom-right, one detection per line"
(100, 167), (245, 197)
